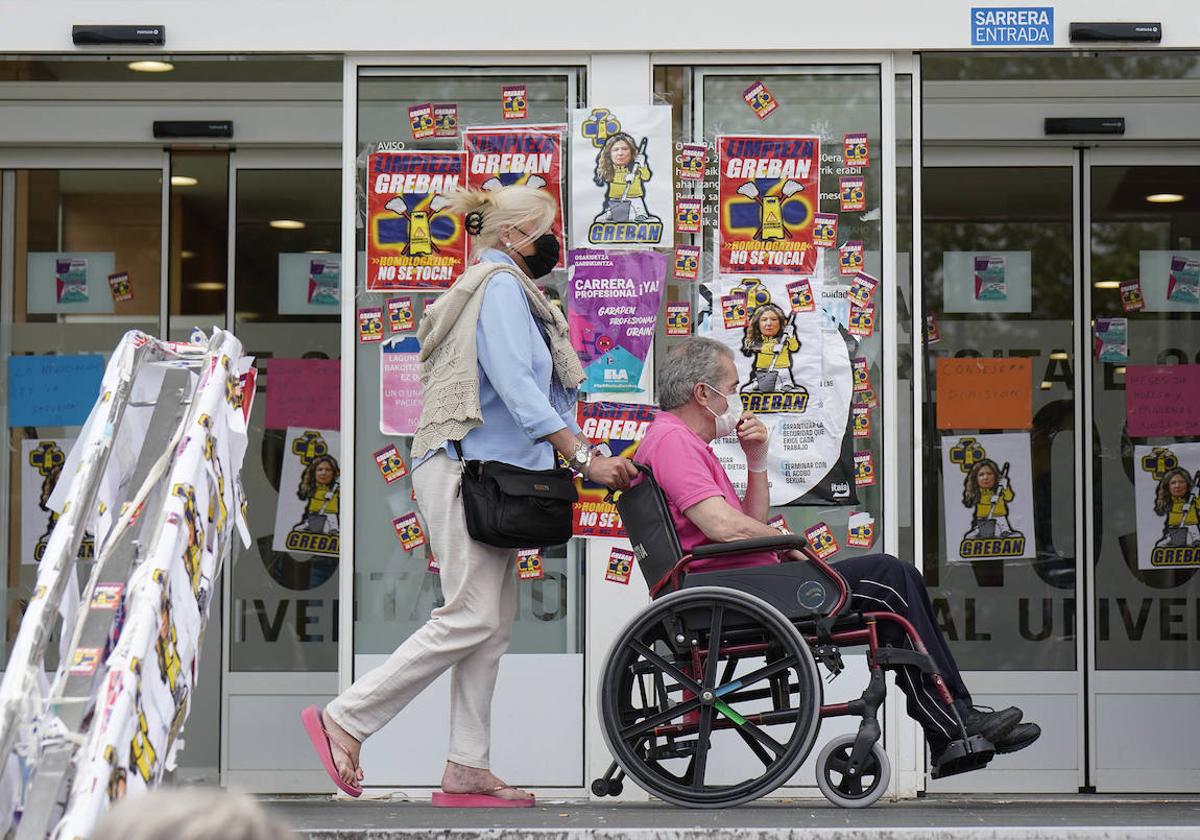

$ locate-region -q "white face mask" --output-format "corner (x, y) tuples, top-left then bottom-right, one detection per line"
(702, 383), (742, 439)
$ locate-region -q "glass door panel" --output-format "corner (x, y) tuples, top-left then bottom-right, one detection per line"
(921, 151), (1082, 792)
(1087, 157), (1200, 791)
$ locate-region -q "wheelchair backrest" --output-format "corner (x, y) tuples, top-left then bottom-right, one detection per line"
(614, 465), (682, 592)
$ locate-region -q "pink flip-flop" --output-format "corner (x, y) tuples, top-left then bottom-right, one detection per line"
(432, 787), (535, 808)
(300, 705), (363, 798)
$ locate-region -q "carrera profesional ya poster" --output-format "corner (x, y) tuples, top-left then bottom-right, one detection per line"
(570, 105), (673, 248)
(940, 433), (1036, 564)
(1133, 443), (1200, 569)
(464, 126), (566, 268)
(366, 150), (467, 292)
(709, 274), (857, 507)
(716, 135), (820, 276)
(568, 249), (666, 393)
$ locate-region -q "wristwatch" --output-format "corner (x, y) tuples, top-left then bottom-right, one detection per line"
(572, 442), (595, 475)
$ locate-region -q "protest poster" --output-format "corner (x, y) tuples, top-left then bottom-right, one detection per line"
(1125, 365), (1200, 437)
(936, 357), (1033, 430)
(56, 257), (89, 303)
(264, 358), (340, 431)
(380, 336), (423, 436)
(716, 135), (820, 276)
(940, 433), (1035, 563)
(1133, 443), (1200, 569)
(573, 402), (658, 538)
(570, 105), (673, 248)
(1137, 251), (1200, 311)
(568, 249), (666, 393)
(108, 272), (133, 302)
(464, 126), (565, 268)
(272, 428), (340, 558)
(20, 438), (95, 565)
(366, 150), (467, 291)
(710, 275), (857, 507)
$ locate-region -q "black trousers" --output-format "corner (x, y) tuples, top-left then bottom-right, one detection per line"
(832, 553), (971, 747)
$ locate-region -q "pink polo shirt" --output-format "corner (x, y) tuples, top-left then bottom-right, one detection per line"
(635, 411), (780, 572)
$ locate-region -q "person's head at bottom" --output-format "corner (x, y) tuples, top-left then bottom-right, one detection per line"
(90, 787), (291, 840)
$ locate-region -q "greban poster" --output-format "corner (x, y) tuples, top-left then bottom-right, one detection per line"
(710, 274), (856, 507)
(1133, 443), (1200, 569)
(573, 401), (658, 538)
(272, 428), (341, 559)
(570, 105), (673, 248)
(716, 135), (820, 276)
(940, 433), (1036, 563)
(366, 151), (467, 291)
(464, 126), (566, 268)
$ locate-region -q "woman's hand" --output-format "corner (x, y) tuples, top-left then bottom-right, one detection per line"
(587, 455), (639, 490)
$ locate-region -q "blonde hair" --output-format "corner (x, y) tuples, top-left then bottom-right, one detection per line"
(444, 185), (556, 254)
(90, 787), (292, 840)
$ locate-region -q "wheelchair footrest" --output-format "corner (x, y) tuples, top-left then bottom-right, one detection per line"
(930, 734), (995, 780)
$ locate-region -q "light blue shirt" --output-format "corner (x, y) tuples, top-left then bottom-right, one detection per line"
(415, 249), (580, 471)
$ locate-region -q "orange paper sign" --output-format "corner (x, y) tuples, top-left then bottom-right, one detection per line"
(936, 357), (1032, 430)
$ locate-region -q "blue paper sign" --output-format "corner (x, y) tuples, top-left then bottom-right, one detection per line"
(7, 354), (105, 427)
(971, 7), (1054, 45)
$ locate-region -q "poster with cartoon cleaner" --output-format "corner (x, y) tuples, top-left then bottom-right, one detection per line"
(710, 274), (857, 507)
(272, 428), (341, 558)
(366, 150), (467, 291)
(21, 438), (95, 565)
(464, 126), (566, 268)
(716, 135), (820, 275)
(940, 433), (1036, 563)
(1133, 443), (1200, 569)
(568, 249), (666, 392)
(570, 105), (672, 248)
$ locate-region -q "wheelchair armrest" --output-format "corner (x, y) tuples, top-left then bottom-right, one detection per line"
(690, 534), (808, 559)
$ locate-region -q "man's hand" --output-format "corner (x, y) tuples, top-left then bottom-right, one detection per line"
(587, 456), (638, 490)
(736, 413), (769, 473)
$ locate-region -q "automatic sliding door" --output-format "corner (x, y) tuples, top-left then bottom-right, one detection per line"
(921, 151), (1082, 792)
(1086, 154), (1200, 792)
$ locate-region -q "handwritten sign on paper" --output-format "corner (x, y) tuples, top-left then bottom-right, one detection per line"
(7, 354), (104, 427)
(1126, 365), (1200, 437)
(936, 356), (1032, 430)
(264, 358), (341, 431)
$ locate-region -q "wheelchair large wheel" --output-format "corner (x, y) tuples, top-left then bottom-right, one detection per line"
(599, 586), (822, 808)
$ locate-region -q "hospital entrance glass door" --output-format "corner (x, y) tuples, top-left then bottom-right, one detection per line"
(921, 148), (1200, 793)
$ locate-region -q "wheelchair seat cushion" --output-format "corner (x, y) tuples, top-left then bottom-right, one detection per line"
(681, 560), (846, 621)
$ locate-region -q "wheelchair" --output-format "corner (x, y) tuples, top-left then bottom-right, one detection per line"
(591, 465), (994, 809)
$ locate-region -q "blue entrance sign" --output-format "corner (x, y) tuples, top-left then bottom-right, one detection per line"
(971, 7), (1054, 45)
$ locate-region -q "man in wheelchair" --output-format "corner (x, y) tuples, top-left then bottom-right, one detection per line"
(634, 337), (1040, 779)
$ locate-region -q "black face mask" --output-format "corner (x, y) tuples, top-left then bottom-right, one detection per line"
(521, 233), (560, 279)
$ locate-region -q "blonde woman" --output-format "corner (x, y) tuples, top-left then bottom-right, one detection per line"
(302, 185), (636, 806)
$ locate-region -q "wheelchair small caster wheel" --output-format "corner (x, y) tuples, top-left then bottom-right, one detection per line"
(608, 778), (623, 796)
(816, 734), (890, 809)
(591, 778), (609, 797)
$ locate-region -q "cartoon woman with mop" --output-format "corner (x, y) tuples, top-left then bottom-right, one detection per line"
(741, 303), (800, 392)
(593, 132), (656, 224)
(962, 458), (1020, 540)
(1153, 467), (1200, 547)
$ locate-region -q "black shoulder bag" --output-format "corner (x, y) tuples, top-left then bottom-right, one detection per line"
(453, 440), (577, 548)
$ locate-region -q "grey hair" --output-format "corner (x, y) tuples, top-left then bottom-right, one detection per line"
(90, 787), (292, 840)
(658, 337), (734, 411)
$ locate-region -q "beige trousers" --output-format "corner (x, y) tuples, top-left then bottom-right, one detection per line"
(325, 452), (518, 769)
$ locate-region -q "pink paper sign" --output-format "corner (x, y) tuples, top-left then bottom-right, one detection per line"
(381, 336), (423, 436)
(1126, 365), (1200, 437)
(265, 358), (340, 431)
